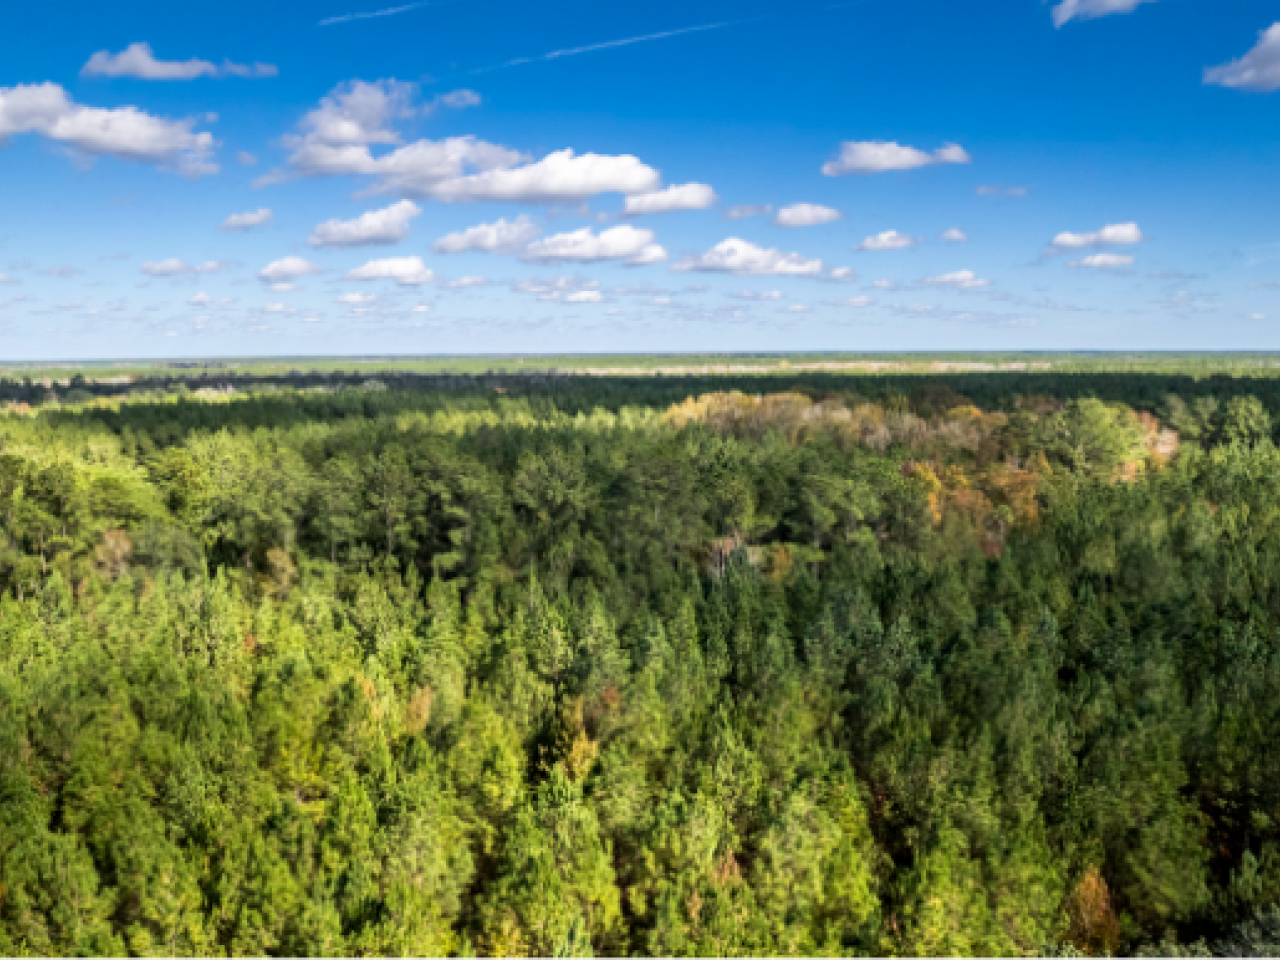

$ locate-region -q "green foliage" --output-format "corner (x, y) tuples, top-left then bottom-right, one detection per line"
(1, 377), (1279, 956)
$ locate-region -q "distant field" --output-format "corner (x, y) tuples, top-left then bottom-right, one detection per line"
(6, 352), (1280, 382)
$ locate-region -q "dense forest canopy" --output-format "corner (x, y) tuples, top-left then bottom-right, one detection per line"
(3, 368), (1280, 955)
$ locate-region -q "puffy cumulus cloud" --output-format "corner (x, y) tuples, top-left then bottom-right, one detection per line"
(1070, 253), (1135, 269)
(433, 215), (541, 254)
(725, 204), (772, 220)
(857, 230), (916, 251)
(623, 183), (717, 216)
(444, 276), (489, 288)
(82, 42), (276, 80)
(0, 83), (216, 176)
(1051, 222), (1143, 249)
(258, 80), (522, 187)
(221, 208), (273, 231)
(337, 292), (377, 304)
(524, 225), (666, 265)
(261, 82), (657, 205)
(1052, 0), (1157, 28)
(942, 228), (968, 242)
(775, 203), (842, 228)
(823, 140), (970, 176)
(923, 269), (991, 289)
(564, 290), (605, 303)
(343, 256), (433, 284)
(142, 259), (227, 276)
(627, 243), (670, 266)
(674, 238), (823, 277)
(829, 266), (857, 282)
(308, 200), (420, 247)
(1205, 24), (1280, 93)
(258, 256), (321, 283)
(420, 150), (660, 203)
(297, 78), (414, 146)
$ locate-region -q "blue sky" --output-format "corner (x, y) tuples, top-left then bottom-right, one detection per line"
(1, 0), (1279, 358)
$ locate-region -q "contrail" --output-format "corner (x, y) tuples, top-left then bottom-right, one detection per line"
(319, 1), (458, 27)
(459, 16), (772, 77)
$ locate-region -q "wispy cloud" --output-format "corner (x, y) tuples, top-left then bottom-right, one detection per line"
(318, 1), (456, 27)
(458, 17), (770, 78)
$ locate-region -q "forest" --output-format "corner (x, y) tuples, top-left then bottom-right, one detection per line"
(3, 368), (1280, 956)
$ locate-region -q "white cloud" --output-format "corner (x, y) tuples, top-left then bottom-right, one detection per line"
(142, 259), (227, 276)
(515, 277), (600, 301)
(725, 204), (772, 220)
(412, 304), (432, 313)
(188, 291), (233, 305)
(237, 151), (258, 166)
(829, 266), (857, 282)
(1051, 0), (1157, 28)
(823, 140), (970, 176)
(977, 185), (1027, 197)
(942, 228), (968, 242)
(731, 290), (784, 301)
(872, 279), (899, 290)
(781, 304), (812, 314)
(674, 238), (823, 277)
(343, 256), (433, 284)
(297, 78), (413, 146)
(1070, 253), (1135, 269)
(564, 290), (604, 303)
(82, 42), (277, 80)
(1051, 222), (1143, 249)
(309, 200), (421, 247)
(524, 225), (666, 265)
(419, 149), (660, 203)
(433, 215), (541, 254)
(221, 208), (273, 231)
(833, 296), (874, 307)
(258, 79), (522, 187)
(261, 81), (661, 205)
(338, 292), (377, 304)
(258, 256), (321, 283)
(775, 203), (841, 227)
(1205, 24), (1280, 93)
(0, 83), (216, 176)
(622, 182), (717, 215)
(445, 276), (489, 288)
(429, 89), (481, 111)
(857, 230), (916, 251)
(923, 269), (990, 289)
(627, 243), (670, 266)
(262, 302), (296, 314)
